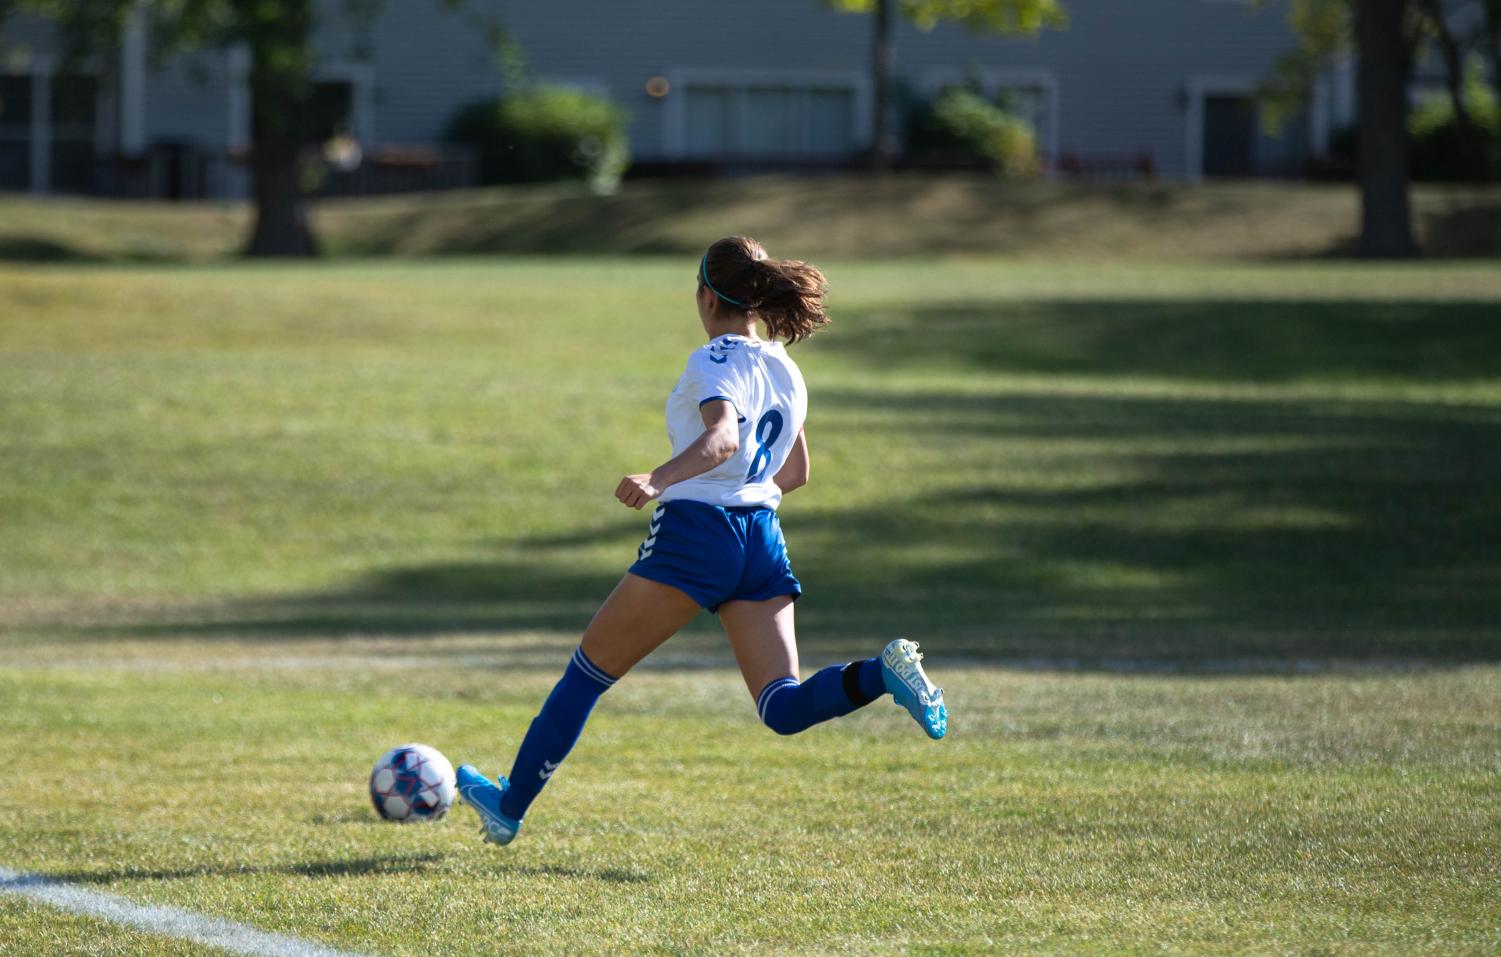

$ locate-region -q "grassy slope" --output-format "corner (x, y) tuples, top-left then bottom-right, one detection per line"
(2, 177), (1499, 263)
(2, 259), (1500, 954)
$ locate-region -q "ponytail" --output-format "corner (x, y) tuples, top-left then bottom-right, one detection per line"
(701, 236), (830, 344)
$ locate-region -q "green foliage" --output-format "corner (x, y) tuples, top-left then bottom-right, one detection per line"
(445, 86), (630, 195)
(1408, 63), (1501, 180)
(906, 85), (1039, 176)
(830, 0), (1065, 33)
(1255, 0), (1350, 133)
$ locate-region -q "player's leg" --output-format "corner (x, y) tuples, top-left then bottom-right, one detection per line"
(719, 595), (888, 735)
(458, 573), (700, 844)
(579, 573), (703, 677)
(499, 574), (699, 819)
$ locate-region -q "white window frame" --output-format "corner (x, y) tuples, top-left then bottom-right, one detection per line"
(662, 68), (871, 159)
(1184, 74), (1256, 183)
(1, 54), (110, 195)
(918, 67), (1061, 170)
(227, 46), (251, 153)
(119, 10), (147, 156)
(0, 55), (55, 194)
(29, 56), (51, 194)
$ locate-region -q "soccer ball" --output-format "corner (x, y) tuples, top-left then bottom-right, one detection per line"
(368, 743), (456, 823)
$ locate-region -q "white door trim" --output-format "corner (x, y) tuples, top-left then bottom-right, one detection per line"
(1184, 74), (1256, 183)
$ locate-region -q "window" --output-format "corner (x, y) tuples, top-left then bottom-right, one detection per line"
(684, 86), (732, 155)
(679, 81), (858, 158)
(0, 74), (32, 190)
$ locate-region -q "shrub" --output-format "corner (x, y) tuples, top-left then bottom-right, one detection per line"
(445, 85), (630, 194)
(905, 86), (1039, 177)
(1408, 64), (1500, 182)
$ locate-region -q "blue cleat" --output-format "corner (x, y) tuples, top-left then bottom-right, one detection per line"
(455, 764), (521, 846)
(881, 638), (948, 740)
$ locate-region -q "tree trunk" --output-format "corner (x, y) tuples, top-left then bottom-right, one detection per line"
(245, 133), (317, 257)
(1354, 0), (1419, 257)
(241, 0), (318, 257)
(867, 0), (896, 170)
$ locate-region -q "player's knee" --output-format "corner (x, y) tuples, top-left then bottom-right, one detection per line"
(757, 677), (806, 736)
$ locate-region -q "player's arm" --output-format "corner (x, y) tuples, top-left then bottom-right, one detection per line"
(615, 400), (740, 509)
(773, 427), (808, 494)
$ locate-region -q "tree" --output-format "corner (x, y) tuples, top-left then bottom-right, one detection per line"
(1420, 0), (1487, 178)
(1355, 0), (1422, 256)
(829, 0), (1066, 169)
(14, 0), (452, 257)
(1267, 0), (1444, 257)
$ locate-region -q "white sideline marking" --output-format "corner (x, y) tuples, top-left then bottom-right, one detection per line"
(0, 866), (370, 957)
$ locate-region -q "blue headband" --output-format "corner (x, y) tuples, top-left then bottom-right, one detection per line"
(701, 254), (749, 308)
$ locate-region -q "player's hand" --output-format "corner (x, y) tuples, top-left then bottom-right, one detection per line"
(615, 473), (661, 509)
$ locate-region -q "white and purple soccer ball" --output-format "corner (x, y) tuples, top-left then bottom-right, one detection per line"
(369, 744), (456, 823)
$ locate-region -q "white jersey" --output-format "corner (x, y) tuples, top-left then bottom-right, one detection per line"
(658, 334), (807, 509)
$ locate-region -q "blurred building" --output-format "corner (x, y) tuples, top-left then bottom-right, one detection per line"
(0, 0), (1353, 198)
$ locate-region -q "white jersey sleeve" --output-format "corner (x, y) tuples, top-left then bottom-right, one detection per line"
(679, 345), (750, 420)
(658, 335), (807, 509)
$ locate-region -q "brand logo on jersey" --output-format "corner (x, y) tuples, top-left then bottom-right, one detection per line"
(709, 337), (741, 363)
(539, 759), (560, 781)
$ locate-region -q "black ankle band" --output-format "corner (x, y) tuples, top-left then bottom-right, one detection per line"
(841, 661), (878, 706)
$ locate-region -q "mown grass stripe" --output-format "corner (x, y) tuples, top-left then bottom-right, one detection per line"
(0, 866), (370, 957)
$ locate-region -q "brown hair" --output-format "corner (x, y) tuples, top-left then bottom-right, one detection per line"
(701, 236), (830, 344)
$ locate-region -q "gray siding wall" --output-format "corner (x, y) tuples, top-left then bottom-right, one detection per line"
(5, 0), (1303, 182)
(0, 13), (61, 57)
(364, 0), (1299, 178)
(142, 51), (236, 147)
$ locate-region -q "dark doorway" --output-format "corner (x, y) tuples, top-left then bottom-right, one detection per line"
(1202, 94), (1256, 178)
(306, 82), (353, 145)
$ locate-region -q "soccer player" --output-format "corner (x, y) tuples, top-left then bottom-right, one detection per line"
(455, 237), (947, 846)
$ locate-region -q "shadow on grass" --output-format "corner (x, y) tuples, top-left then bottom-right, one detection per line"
(832, 298), (1501, 383)
(0, 236), (102, 262)
(31, 853), (446, 884)
(1419, 200), (1501, 258)
(28, 853), (650, 886)
(70, 295), (1501, 667)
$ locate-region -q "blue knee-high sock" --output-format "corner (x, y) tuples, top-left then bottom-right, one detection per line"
(499, 646), (617, 821)
(757, 658), (886, 736)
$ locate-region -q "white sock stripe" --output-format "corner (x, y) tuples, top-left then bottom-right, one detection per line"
(756, 678), (798, 720)
(571, 648), (617, 687)
(571, 648), (610, 685)
(0, 866), (369, 957)
(756, 684), (804, 714)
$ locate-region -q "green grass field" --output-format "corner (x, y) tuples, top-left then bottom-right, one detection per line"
(3, 257), (1500, 954)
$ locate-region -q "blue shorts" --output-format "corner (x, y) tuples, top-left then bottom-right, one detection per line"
(628, 500), (802, 612)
